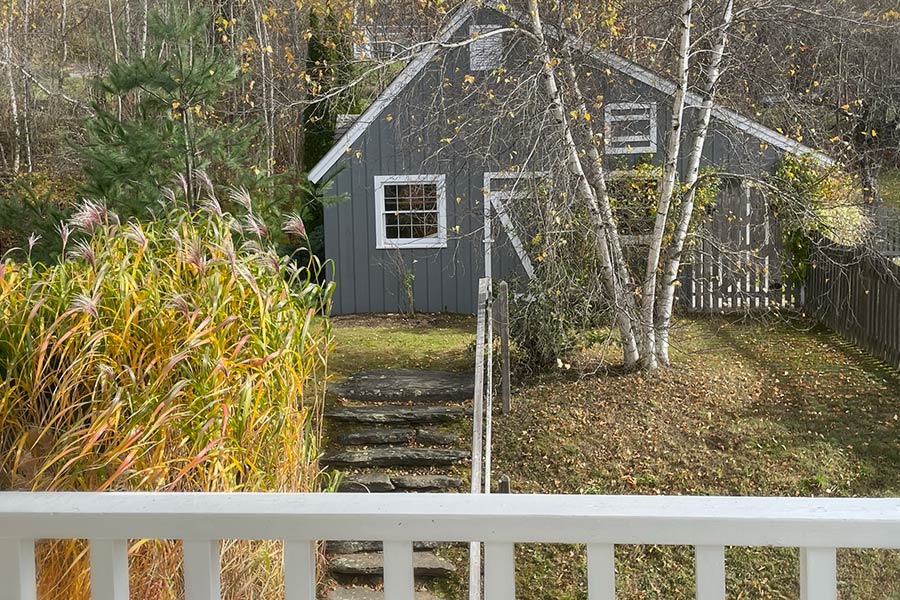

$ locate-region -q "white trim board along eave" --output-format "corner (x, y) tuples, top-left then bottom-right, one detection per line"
(309, 0), (833, 184)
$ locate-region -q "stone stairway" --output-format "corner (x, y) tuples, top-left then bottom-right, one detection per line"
(321, 369), (474, 600)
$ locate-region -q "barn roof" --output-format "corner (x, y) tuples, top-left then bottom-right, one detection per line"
(309, 1), (832, 184)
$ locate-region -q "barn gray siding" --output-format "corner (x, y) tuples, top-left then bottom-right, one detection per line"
(323, 8), (789, 315)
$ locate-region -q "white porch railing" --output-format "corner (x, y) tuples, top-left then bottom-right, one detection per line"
(1, 492), (900, 600)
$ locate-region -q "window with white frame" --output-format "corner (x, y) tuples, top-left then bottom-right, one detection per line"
(469, 25), (503, 71)
(604, 102), (658, 155)
(375, 175), (447, 249)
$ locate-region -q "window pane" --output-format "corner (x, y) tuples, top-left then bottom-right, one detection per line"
(381, 180), (442, 243)
(383, 185), (399, 212)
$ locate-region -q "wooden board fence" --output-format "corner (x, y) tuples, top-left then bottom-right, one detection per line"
(806, 237), (900, 369)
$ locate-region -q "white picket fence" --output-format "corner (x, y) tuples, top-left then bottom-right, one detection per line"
(2, 492), (900, 600)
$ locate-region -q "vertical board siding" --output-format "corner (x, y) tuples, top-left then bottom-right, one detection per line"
(321, 10), (788, 315)
(806, 238), (900, 370)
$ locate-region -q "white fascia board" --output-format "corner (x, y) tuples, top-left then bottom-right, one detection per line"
(486, 0), (834, 166)
(308, 5), (476, 183)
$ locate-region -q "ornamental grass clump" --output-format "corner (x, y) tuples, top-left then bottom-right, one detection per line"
(0, 193), (334, 599)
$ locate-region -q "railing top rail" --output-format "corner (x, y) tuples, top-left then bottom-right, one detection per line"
(1, 493), (899, 548)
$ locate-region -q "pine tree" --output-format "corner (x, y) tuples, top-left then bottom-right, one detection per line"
(80, 6), (261, 220)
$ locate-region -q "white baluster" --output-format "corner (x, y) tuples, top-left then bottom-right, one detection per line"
(90, 540), (130, 600)
(800, 547), (836, 600)
(383, 541), (414, 600)
(284, 541), (316, 600)
(183, 540), (221, 600)
(484, 542), (515, 600)
(0, 539), (36, 600)
(587, 544), (615, 600)
(695, 545), (725, 600)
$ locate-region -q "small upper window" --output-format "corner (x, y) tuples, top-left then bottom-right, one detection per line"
(604, 102), (658, 155)
(469, 25), (503, 71)
(375, 175), (447, 249)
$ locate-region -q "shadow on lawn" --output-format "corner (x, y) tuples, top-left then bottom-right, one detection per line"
(710, 315), (900, 493)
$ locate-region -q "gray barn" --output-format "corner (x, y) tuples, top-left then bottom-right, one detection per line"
(309, 2), (829, 315)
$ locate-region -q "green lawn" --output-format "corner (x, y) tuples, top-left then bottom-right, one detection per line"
(328, 313), (475, 378)
(329, 314), (900, 599)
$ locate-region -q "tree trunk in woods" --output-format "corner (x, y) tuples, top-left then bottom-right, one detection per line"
(141, 0), (148, 59)
(17, 0), (32, 172)
(291, 6), (310, 170)
(5, 16), (21, 174)
(107, 0), (123, 118)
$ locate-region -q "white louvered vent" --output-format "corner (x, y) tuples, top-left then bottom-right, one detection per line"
(604, 102), (659, 155)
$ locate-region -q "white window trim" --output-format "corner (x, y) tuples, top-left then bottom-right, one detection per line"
(604, 102), (658, 155)
(375, 174), (448, 250)
(469, 25), (503, 71)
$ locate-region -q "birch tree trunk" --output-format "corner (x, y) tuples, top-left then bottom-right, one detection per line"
(559, 43), (635, 308)
(60, 0), (68, 65)
(4, 15), (20, 174)
(21, 0), (32, 171)
(107, 0), (122, 118)
(140, 0), (148, 59)
(250, 0), (276, 179)
(528, 0), (641, 368)
(637, 0), (692, 370)
(655, 0), (736, 366)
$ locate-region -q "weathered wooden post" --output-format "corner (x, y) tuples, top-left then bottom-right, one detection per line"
(498, 474), (511, 494)
(497, 281), (511, 415)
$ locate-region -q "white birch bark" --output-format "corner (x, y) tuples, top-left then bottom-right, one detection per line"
(141, 0), (148, 59)
(251, 0), (276, 178)
(61, 0), (68, 64)
(528, 0), (641, 367)
(656, 0), (736, 365)
(21, 0), (32, 171)
(4, 16), (20, 174)
(559, 44), (634, 304)
(107, 0), (122, 118)
(637, 0), (693, 370)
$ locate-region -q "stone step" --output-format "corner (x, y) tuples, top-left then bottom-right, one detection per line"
(330, 551), (455, 578)
(323, 447), (469, 469)
(326, 406), (468, 425)
(329, 369), (474, 404)
(415, 428), (459, 446)
(392, 474), (463, 492)
(336, 428), (461, 447)
(326, 540), (442, 554)
(337, 473), (396, 493)
(324, 586), (441, 600)
(337, 473), (464, 493)
(337, 428), (415, 446)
